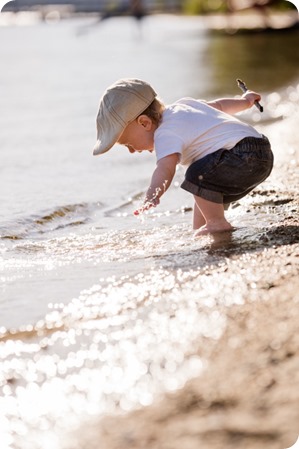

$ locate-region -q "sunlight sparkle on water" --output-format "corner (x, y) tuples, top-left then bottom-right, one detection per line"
(2, 215), (283, 446)
(0, 263), (232, 445)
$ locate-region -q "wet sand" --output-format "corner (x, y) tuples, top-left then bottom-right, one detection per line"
(69, 111), (299, 449)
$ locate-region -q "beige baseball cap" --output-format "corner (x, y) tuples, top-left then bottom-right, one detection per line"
(93, 78), (157, 156)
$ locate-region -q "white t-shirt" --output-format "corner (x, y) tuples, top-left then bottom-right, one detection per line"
(154, 98), (262, 167)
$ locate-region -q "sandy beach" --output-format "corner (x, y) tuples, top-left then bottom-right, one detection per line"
(66, 111), (299, 449)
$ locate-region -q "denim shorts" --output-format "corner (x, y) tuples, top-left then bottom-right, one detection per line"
(181, 135), (273, 204)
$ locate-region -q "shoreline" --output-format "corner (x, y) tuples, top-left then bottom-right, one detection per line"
(1, 9), (298, 31)
(65, 111), (299, 449)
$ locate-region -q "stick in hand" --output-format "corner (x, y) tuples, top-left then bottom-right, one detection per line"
(236, 78), (263, 112)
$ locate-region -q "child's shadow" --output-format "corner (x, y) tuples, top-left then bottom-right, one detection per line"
(150, 224), (298, 271)
(208, 224), (299, 256)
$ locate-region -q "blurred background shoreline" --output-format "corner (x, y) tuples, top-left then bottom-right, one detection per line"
(1, 0), (298, 30)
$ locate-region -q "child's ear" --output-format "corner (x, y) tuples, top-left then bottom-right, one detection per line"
(137, 115), (152, 130)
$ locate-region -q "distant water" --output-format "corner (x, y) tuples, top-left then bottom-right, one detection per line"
(0, 14), (299, 449)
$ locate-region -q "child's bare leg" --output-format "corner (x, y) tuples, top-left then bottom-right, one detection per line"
(193, 195), (233, 236)
(193, 202), (206, 230)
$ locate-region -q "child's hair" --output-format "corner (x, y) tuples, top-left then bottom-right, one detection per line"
(138, 97), (165, 125)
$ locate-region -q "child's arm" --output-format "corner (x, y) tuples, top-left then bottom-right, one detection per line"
(207, 91), (262, 115)
(134, 153), (179, 215)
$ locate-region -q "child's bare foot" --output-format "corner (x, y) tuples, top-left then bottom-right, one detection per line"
(194, 219), (233, 236)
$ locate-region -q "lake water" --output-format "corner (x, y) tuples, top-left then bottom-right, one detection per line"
(0, 13), (299, 449)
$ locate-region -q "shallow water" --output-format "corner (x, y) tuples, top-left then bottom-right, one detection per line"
(0, 13), (299, 449)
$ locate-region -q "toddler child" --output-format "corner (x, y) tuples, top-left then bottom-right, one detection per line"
(92, 78), (273, 235)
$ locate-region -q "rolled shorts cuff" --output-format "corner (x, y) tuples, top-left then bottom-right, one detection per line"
(180, 180), (224, 203)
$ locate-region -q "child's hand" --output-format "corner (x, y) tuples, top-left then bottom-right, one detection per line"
(133, 198), (160, 216)
(242, 90), (262, 108)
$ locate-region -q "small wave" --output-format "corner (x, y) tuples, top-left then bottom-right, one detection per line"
(0, 202), (103, 240)
(103, 191), (145, 217)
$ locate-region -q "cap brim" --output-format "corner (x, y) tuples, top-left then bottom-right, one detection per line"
(92, 127), (122, 156)
(93, 139), (109, 156)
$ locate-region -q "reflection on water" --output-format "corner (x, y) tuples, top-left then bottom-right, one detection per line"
(202, 30), (299, 96)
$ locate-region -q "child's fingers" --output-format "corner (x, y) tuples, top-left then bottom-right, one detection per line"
(133, 201), (156, 216)
(133, 206), (148, 216)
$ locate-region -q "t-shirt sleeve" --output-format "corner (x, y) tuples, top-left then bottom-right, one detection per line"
(154, 130), (184, 163)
